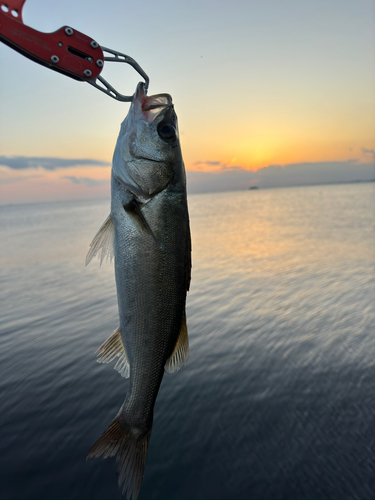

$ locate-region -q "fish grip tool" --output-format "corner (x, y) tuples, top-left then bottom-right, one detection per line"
(0, 0), (149, 101)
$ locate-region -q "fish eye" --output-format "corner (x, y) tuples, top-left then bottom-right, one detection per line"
(158, 123), (176, 141)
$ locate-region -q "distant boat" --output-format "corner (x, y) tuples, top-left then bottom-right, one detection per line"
(249, 186), (259, 190)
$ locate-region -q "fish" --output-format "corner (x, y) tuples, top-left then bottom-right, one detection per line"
(85, 82), (191, 500)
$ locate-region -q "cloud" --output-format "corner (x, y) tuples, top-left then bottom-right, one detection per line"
(0, 156), (110, 171)
(0, 174), (42, 184)
(192, 160), (247, 172)
(187, 160), (375, 194)
(362, 148), (375, 160)
(63, 176), (109, 187)
(194, 160), (222, 166)
(222, 165), (244, 171)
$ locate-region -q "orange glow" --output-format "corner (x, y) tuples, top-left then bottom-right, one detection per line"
(183, 118), (374, 172)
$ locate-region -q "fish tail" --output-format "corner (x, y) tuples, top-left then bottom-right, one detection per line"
(87, 415), (152, 500)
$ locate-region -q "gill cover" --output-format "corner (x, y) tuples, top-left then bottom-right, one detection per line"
(112, 82), (179, 201)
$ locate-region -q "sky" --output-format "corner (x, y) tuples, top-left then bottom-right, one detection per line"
(0, 0), (374, 204)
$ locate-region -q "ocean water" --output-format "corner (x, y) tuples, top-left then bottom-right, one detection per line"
(0, 182), (374, 500)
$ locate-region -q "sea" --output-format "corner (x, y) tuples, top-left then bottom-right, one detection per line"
(0, 182), (374, 500)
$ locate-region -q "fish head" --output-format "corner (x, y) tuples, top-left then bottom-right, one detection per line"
(113, 82), (183, 201)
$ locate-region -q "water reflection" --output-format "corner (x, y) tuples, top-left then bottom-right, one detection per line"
(0, 183), (374, 499)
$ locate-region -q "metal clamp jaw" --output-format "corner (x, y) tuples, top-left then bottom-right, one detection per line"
(87, 47), (149, 101)
(0, 0), (149, 101)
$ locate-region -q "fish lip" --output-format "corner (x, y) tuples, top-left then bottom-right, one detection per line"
(134, 81), (146, 98)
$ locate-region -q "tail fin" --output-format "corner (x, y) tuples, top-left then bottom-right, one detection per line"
(87, 416), (152, 500)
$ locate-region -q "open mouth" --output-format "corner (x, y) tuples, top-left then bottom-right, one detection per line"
(134, 82), (173, 123)
(142, 101), (172, 112)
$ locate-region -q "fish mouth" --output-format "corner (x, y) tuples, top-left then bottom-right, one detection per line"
(133, 82), (173, 123)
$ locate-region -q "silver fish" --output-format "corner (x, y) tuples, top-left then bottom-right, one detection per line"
(85, 82), (191, 500)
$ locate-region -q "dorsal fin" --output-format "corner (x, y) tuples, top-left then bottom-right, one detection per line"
(185, 226), (192, 291)
(165, 309), (189, 374)
(85, 214), (114, 266)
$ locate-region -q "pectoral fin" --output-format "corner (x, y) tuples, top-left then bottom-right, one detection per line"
(85, 214), (114, 266)
(124, 199), (158, 245)
(165, 310), (189, 374)
(96, 328), (130, 379)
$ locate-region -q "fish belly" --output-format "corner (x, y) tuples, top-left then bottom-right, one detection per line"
(114, 187), (188, 424)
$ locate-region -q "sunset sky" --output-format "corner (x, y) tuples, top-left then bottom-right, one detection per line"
(0, 0), (374, 204)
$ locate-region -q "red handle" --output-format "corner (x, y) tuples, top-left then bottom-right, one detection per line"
(0, 0), (26, 22)
(0, 0), (104, 81)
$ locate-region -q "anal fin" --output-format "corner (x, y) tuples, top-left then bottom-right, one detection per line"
(165, 309), (189, 374)
(96, 328), (130, 378)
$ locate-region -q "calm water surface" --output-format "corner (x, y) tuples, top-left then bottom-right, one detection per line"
(1, 183), (375, 499)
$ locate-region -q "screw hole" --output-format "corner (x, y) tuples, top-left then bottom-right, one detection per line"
(1, 4), (9, 12)
(58, 42), (63, 47)
(11, 8), (18, 16)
